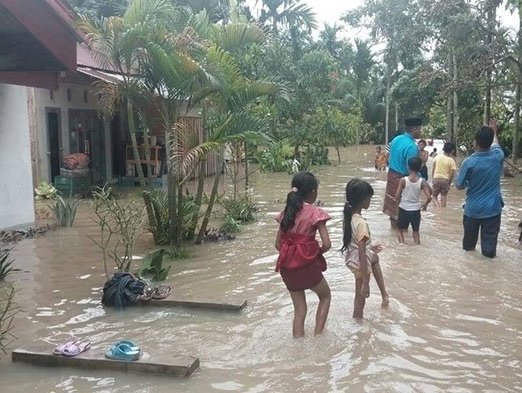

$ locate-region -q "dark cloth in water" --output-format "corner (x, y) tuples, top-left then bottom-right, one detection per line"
(102, 273), (145, 309)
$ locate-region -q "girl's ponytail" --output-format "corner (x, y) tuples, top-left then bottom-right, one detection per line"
(280, 172), (318, 232)
(341, 201), (353, 252)
(280, 190), (304, 231)
(341, 178), (374, 252)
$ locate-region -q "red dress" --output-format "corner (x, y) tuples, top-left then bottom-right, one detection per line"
(275, 203), (331, 292)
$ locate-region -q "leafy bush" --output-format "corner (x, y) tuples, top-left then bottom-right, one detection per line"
(50, 196), (79, 227)
(220, 196), (258, 223)
(257, 141), (294, 172)
(90, 185), (145, 275)
(0, 248), (19, 280)
(143, 190), (199, 245)
(0, 285), (19, 356)
(219, 216), (243, 233)
(302, 145), (330, 166)
(34, 181), (57, 200)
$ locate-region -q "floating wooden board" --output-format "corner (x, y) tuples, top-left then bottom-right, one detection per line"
(12, 346), (199, 377)
(141, 296), (247, 312)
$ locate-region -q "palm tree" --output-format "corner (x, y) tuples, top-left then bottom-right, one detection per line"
(258, 0), (316, 34)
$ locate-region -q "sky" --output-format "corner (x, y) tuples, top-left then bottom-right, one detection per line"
(247, 0), (519, 39)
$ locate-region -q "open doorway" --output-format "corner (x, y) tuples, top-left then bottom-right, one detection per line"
(46, 108), (61, 182)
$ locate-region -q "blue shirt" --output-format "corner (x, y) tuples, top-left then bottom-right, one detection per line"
(455, 144), (504, 219)
(388, 132), (419, 175)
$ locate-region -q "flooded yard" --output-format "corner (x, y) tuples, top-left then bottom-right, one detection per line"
(1, 145), (521, 392)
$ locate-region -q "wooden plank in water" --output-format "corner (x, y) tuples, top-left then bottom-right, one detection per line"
(12, 346), (199, 377)
(143, 297), (247, 312)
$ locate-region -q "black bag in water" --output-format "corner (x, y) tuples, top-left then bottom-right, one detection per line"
(102, 272), (146, 309)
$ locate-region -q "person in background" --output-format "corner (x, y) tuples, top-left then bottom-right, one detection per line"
(431, 142), (457, 207)
(418, 139), (429, 180)
(275, 172), (331, 337)
(383, 118), (422, 228)
(374, 146), (388, 171)
(430, 148), (438, 158)
(342, 178), (389, 319)
(395, 156), (432, 244)
(455, 119), (504, 258)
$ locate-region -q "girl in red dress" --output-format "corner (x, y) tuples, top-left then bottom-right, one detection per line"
(275, 172), (332, 338)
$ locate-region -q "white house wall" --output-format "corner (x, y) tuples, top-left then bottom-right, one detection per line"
(33, 80), (112, 183)
(0, 83), (35, 229)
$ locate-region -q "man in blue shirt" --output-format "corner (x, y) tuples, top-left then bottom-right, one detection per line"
(455, 119), (504, 258)
(383, 118), (422, 227)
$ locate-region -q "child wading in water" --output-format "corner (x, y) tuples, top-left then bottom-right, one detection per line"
(275, 172), (332, 337)
(395, 156), (432, 244)
(342, 178), (389, 319)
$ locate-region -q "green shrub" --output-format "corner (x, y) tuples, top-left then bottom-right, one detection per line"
(220, 196), (258, 223)
(219, 216), (243, 233)
(257, 141), (294, 172)
(50, 196), (79, 227)
(0, 285), (18, 356)
(34, 181), (57, 200)
(0, 248), (19, 280)
(143, 190), (199, 245)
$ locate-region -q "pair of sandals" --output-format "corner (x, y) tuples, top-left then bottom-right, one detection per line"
(141, 285), (172, 301)
(53, 337), (92, 357)
(105, 340), (141, 361)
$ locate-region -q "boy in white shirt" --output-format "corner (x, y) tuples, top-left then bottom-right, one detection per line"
(395, 156), (432, 244)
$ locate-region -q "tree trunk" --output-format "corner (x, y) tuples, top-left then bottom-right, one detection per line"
(195, 152), (224, 244)
(483, 3), (495, 124)
(336, 145), (341, 162)
(189, 103), (208, 239)
(164, 101), (179, 244)
(453, 52), (459, 148)
(143, 190), (159, 244)
(514, 82), (520, 163)
(127, 100), (146, 187)
(385, 69), (391, 144)
(176, 181), (184, 246)
(244, 141), (249, 193)
(446, 53), (454, 144)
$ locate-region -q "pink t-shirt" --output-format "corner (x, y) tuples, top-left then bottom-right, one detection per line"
(276, 203), (331, 237)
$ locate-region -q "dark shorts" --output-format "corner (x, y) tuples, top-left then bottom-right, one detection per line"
(432, 178), (450, 196)
(280, 262), (324, 292)
(398, 208), (421, 231)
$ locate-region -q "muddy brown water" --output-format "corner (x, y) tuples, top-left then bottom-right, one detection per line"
(1, 146), (521, 392)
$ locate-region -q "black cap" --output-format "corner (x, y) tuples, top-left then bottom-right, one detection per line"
(404, 117), (422, 127)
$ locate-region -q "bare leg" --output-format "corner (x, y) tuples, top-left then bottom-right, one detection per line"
(289, 290), (307, 338)
(310, 278), (331, 336)
(432, 192), (440, 207)
(397, 229), (405, 243)
(441, 194), (448, 207)
(371, 263), (389, 307)
(390, 218), (398, 229)
(413, 231), (420, 245)
(353, 277), (366, 319)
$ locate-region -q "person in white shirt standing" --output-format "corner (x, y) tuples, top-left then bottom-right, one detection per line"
(395, 156), (432, 244)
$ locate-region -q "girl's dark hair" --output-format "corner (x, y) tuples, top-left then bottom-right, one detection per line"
(280, 171), (318, 232)
(341, 178), (374, 252)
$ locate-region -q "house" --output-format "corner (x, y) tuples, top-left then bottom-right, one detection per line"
(0, 0), (82, 229)
(1, 0), (216, 230)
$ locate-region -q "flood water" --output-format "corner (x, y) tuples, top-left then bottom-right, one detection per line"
(1, 146), (521, 392)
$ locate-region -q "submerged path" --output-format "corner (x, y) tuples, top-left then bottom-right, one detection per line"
(1, 146), (521, 392)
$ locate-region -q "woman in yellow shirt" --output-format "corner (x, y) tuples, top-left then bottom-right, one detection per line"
(431, 142), (457, 207)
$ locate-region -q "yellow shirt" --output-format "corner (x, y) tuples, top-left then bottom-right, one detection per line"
(433, 154), (457, 180)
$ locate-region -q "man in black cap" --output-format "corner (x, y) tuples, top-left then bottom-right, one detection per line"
(382, 118), (422, 227)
